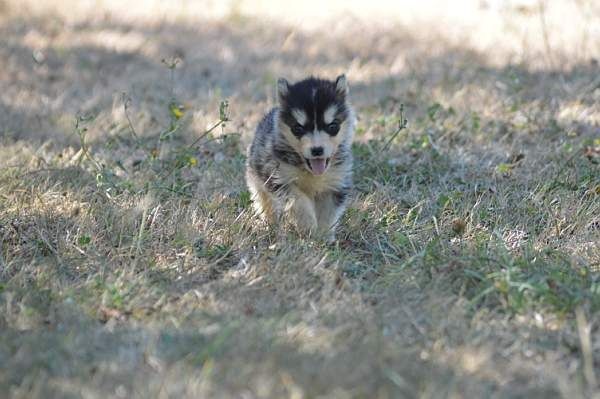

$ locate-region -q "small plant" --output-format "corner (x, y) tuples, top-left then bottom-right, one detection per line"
(117, 56), (234, 199)
(74, 114), (100, 169)
(77, 235), (91, 247)
(382, 103), (408, 151)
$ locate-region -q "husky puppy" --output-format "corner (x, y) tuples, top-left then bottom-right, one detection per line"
(246, 75), (356, 241)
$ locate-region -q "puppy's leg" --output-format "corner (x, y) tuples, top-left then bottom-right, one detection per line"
(246, 170), (276, 223)
(315, 189), (349, 242)
(256, 189), (276, 223)
(285, 188), (317, 236)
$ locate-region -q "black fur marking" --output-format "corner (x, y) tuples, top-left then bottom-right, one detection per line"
(255, 108), (277, 138)
(279, 77), (348, 137)
(250, 159), (267, 182)
(247, 108), (297, 197)
(251, 159), (289, 195)
(266, 180), (288, 195)
(273, 142), (303, 166)
(333, 187), (351, 206)
(249, 108), (276, 158)
(332, 143), (351, 166)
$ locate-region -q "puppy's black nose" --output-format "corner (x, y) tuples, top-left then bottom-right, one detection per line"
(311, 147), (324, 157)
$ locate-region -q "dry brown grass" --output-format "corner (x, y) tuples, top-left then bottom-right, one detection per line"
(1, 1), (600, 398)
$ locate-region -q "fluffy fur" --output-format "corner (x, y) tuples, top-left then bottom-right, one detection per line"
(246, 75), (356, 241)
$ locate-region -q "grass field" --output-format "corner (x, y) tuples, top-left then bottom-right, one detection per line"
(1, 0), (600, 397)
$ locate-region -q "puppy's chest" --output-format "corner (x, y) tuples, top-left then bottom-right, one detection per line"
(280, 165), (347, 197)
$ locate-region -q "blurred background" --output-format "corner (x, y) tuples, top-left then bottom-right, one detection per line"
(1, 0), (598, 146)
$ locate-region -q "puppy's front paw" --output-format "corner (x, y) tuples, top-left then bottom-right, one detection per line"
(289, 196), (317, 236)
(293, 209), (318, 236)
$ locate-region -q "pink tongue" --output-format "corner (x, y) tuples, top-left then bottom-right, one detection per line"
(309, 158), (327, 175)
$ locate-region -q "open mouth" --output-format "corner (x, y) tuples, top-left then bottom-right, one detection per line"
(304, 157), (330, 175)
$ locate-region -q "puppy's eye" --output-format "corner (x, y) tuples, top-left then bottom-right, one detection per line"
(291, 124), (304, 135)
(327, 121), (340, 135)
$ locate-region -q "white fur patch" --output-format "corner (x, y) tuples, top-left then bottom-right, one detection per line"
(300, 131), (335, 159)
(323, 105), (337, 124)
(291, 108), (307, 125)
(277, 162), (348, 198)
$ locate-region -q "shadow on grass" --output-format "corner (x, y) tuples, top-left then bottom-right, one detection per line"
(2, 299), (559, 398)
(2, 12), (597, 146)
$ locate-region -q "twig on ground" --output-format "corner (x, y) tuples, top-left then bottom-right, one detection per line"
(383, 104), (408, 151)
(122, 93), (139, 140)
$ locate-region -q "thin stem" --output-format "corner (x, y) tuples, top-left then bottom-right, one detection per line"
(188, 120), (225, 149)
(122, 93), (139, 140)
(383, 104), (408, 151)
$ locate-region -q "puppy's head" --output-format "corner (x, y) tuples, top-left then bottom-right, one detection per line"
(277, 75), (354, 176)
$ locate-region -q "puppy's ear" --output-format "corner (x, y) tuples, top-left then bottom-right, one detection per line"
(277, 78), (290, 104)
(335, 74), (348, 97)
